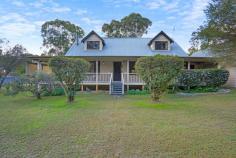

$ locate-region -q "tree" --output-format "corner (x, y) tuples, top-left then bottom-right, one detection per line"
(190, 0), (236, 65)
(41, 19), (85, 56)
(135, 55), (183, 101)
(102, 13), (152, 37)
(0, 42), (27, 89)
(49, 57), (90, 103)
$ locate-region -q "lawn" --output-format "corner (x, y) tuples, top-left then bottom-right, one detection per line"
(0, 90), (236, 158)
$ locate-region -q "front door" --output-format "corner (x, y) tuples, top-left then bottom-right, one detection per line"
(113, 62), (121, 81)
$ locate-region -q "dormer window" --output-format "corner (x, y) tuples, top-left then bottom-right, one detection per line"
(87, 41), (100, 50)
(148, 31), (173, 51)
(81, 31), (105, 51)
(155, 41), (168, 50)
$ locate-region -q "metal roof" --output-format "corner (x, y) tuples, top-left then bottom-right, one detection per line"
(190, 50), (213, 58)
(65, 37), (188, 57)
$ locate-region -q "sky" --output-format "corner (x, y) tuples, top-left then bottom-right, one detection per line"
(0, 0), (210, 55)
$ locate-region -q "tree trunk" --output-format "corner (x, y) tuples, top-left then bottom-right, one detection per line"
(36, 92), (41, 99)
(67, 95), (74, 103)
(151, 91), (160, 102)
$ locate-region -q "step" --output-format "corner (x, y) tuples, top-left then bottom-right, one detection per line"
(111, 92), (123, 95)
(111, 81), (124, 95)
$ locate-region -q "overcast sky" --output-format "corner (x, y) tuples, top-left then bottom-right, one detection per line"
(0, 0), (210, 55)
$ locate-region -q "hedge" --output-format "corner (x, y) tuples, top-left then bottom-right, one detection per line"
(176, 69), (229, 89)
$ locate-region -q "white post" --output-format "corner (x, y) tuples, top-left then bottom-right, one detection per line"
(187, 61), (191, 70)
(127, 60), (129, 91)
(36, 61), (42, 72)
(96, 60), (99, 91)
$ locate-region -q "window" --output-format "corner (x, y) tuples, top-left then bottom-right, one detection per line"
(87, 41), (100, 50)
(155, 41), (168, 50)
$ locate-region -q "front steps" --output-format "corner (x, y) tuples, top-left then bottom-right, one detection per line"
(111, 81), (123, 95)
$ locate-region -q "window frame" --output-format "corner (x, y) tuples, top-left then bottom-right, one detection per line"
(87, 41), (100, 50)
(154, 41), (168, 50)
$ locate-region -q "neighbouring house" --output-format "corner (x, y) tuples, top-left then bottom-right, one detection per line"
(25, 30), (235, 94)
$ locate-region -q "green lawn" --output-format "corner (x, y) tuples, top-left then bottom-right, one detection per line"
(0, 90), (236, 158)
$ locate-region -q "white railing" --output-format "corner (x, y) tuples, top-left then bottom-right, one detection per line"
(83, 73), (112, 84)
(122, 73), (144, 85)
(109, 73), (113, 94)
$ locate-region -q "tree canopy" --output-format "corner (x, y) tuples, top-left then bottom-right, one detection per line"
(41, 19), (85, 56)
(102, 13), (152, 37)
(190, 0), (236, 65)
(49, 57), (90, 103)
(135, 55), (183, 101)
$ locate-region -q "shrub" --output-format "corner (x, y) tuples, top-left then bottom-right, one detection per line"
(176, 70), (202, 89)
(3, 72), (55, 99)
(201, 69), (229, 87)
(135, 55), (184, 101)
(189, 87), (219, 93)
(42, 87), (65, 96)
(176, 69), (229, 89)
(127, 89), (149, 95)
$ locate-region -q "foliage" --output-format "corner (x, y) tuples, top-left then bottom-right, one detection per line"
(190, 0), (236, 65)
(127, 89), (149, 95)
(2, 72), (55, 99)
(0, 42), (28, 89)
(49, 56), (90, 103)
(176, 70), (202, 89)
(135, 55), (184, 101)
(24, 72), (55, 99)
(102, 13), (152, 37)
(42, 87), (65, 96)
(176, 69), (229, 89)
(187, 87), (219, 93)
(41, 19), (85, 56)
(2, 78), (23, 96)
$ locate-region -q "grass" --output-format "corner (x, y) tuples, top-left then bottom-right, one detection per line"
(0, 90), (236, 158)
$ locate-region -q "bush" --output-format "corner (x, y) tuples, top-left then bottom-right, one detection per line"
(2, 72), (55, 99)
(135, 55), (184, 101)
(127, 89), (149, 95)
(176, 69), (229, 89)
(42, 87), (65, 96)
(189, 87), (219, 93)
(201, 69), (229, 87)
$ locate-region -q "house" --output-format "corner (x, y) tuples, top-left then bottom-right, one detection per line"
(26, 30), (235, 94)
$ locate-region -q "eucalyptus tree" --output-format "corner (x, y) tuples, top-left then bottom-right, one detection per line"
(41, 19), (84, 56)
(102, 13), (152, 37)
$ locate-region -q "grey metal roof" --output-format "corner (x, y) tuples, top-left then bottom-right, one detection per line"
(65, 37), (188, 57)
(190, 50), (213, 58)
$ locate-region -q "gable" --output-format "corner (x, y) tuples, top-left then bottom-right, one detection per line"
(81, 30), (105, 46)
(148, 31), (174, 46)
(150, 34), (171, 51)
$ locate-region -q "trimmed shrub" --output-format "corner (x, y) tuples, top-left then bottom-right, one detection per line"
(127, 89), (149, 95)
(201, 69), (229, 87)
(177, 70), (202, 88)
(135, 55), (184, 101)
(176, 69), (229, 89)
